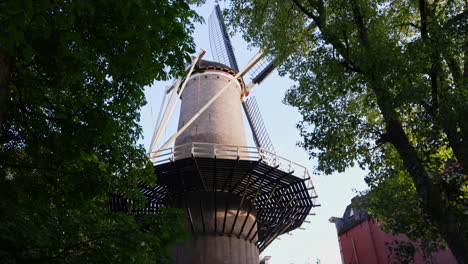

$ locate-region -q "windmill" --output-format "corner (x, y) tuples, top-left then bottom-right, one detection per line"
(111, 5), (318, 264)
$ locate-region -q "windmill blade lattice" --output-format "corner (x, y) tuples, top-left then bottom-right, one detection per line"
(248, 55), (276, 85)
(208, 5), (239, 71)
(208, 5), (276, 153)
(243, 97), (275, 153)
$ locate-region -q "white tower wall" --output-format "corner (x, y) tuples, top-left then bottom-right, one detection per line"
(175, 71), (247, 147)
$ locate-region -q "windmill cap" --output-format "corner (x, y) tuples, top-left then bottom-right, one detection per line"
(189, 59), (246, 93)
(196, 59), (235, 73)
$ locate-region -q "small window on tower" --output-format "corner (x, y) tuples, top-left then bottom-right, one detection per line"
(349, 207), (354, 217)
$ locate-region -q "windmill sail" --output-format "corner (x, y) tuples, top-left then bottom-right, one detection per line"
(251, 61), (275, 85)
(248, 55), (276, 85)
(208, 5), (239, 71)
(208, 5), (276, 152)
(243, 97), (275, 153)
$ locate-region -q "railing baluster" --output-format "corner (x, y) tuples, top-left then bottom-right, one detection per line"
(149, 142), (313, 198)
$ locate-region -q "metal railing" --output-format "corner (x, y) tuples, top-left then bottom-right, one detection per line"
(148, 142), (318, 202)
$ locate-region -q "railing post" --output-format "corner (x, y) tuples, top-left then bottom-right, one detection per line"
(237, 145), (240, 159)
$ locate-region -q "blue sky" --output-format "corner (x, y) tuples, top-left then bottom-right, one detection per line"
(139, 1), (369, 263)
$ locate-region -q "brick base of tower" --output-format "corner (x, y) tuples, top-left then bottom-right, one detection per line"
(170, 191), (259, 264)
(171, 234), (259, 264)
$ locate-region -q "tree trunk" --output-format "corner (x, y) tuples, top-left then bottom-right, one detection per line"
(383, 117), (468, 264)
(0, 45), (12, 127)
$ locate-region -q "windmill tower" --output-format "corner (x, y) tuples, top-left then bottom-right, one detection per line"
(112, 5), (318, 264)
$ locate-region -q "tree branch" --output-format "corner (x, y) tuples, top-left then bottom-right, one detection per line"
(21, 105), (68, 122)
(291, 0), (361, 73)
(418, 0), (429, 37)
(291, 0), (319, 24)
(393, 22), (420, 30)
(350, 0), (370, 48)
(0, 44), (12, 128)
(443, 53), (463, 90)
(417, 0), (468, 178)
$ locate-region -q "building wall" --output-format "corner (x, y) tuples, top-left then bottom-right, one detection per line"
(338, 219), (457, 264)
(339, 220), (380, 264)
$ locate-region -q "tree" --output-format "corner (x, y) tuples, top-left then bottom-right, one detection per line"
(0, 0), (202, 263)
(223, 0), (467, 262)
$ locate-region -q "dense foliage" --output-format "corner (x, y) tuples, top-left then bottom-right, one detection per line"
(223, 0), (467, 262)
(0, 0), (201, 263)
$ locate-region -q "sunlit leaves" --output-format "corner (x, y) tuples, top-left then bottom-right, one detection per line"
(224, 0), (466, 257)
(0, 0), (202, 263)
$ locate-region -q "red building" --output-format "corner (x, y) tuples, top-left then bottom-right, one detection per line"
(329, 197), (457, 264)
